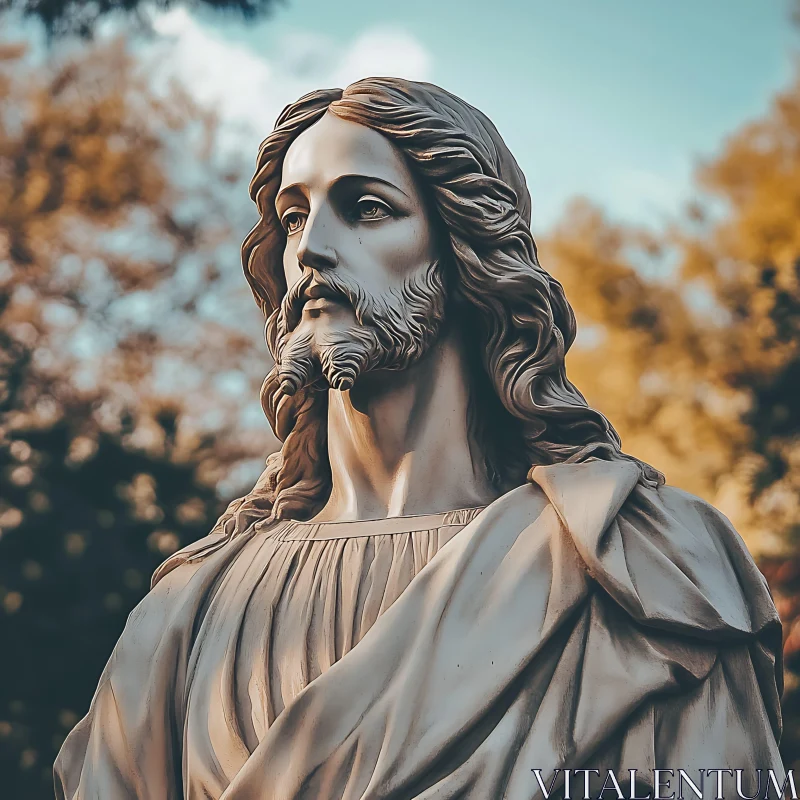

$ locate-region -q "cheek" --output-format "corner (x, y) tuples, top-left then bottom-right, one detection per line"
(358, 217), (435, 282)
(283, 242), (302, 289)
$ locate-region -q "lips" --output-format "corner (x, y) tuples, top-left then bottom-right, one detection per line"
(304, 283), (339, 301)
(301, 282), (345, 313)
(303, 296), (340, 311)
(284, 272), (350, 330)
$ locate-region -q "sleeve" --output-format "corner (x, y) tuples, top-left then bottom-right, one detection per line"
(581, 481), (784, 732)
(609, 640), (785, 791)
(585, 480), (786, 790)
(656, 642), (784, 775)
(54, 560), (205, 800)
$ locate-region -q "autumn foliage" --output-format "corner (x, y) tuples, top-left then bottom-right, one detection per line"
(0, 37), (269, 796)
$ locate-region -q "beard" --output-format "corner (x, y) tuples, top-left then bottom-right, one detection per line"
(266, 260), (447, 398)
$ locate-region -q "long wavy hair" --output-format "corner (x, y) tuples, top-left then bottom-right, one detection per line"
(225, 78), (661, 529)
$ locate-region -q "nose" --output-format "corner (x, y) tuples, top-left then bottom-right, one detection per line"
(296, 207), (338, 272)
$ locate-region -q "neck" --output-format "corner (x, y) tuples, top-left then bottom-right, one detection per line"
(311, 330), (502, 522)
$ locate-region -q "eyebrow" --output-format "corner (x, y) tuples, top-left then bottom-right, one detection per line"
(276, 173), (411, 206)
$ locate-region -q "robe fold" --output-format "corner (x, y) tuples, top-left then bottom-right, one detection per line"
(54, 460), (785, 799)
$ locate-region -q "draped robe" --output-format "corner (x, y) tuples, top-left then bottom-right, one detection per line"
(54, 460), (785, 799)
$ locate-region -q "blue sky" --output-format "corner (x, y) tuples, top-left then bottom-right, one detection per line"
(164, 0), (800, 232)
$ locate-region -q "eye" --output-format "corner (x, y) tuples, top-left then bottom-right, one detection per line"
(281, 210), (307, 235)
(354, 195), (392, 222)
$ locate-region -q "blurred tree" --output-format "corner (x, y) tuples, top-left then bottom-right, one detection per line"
(0, 36), (270, 796)
(0, 357), (230, 796)
(0, 0), (281, 39)
(0, 37), (268, 478)
(542, 71), (800, 768)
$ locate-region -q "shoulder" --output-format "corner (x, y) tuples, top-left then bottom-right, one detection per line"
(108, 552), (208, 673)
(130, 505), (271, 647)
(117, 519), (256, 667)
(610, 479), (781, 641)
(53, 534), (221, 798)
(629, 481), (749, 548)
(626, 481), (772, 603)
(623, 482), (751, 565)
(529, 460), (780, 640)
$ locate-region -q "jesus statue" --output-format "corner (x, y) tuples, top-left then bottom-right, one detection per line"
(55, 78), (785, 800)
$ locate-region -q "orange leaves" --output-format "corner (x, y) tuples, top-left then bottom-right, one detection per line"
(542, 66), (800, 565)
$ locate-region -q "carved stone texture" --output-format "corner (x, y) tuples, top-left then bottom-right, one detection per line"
(55, 79), (785, 800)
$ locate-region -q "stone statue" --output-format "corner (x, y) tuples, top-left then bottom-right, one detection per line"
(55, 79), (786, 800)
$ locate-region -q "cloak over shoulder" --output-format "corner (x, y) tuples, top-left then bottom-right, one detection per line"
(54, 460), (785, 799)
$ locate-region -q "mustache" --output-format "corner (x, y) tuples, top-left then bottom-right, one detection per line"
(281, 267), (374, 332)
(271, 259), (446, 398)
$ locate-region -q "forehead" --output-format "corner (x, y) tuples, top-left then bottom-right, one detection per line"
(279, 112), (416, 194)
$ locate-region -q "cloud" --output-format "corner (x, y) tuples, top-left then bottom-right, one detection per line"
(145, 9), (433, 150)
(331, 28), (431, 86)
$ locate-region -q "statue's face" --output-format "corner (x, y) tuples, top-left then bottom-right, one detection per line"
(277, 111), (438, 323)
(272, 112), (447, 393)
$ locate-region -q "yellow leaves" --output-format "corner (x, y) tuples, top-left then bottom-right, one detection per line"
(1, 36), (171, 257)
(0, 34), (272, 493)
(547, 200), (696, 362)
(544, 200), (742, 507)
(0, 507), (23, 530)
(176, 496), (206, 524)
(147, 529), (180, 555)
(8, 465), (33, 487)
(66, 436), (98, 465)
(19, 170), (52, 216)
(544, 67), (800, 553)
(115, 472), (163, 522)
(695, 75), (800, 290)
